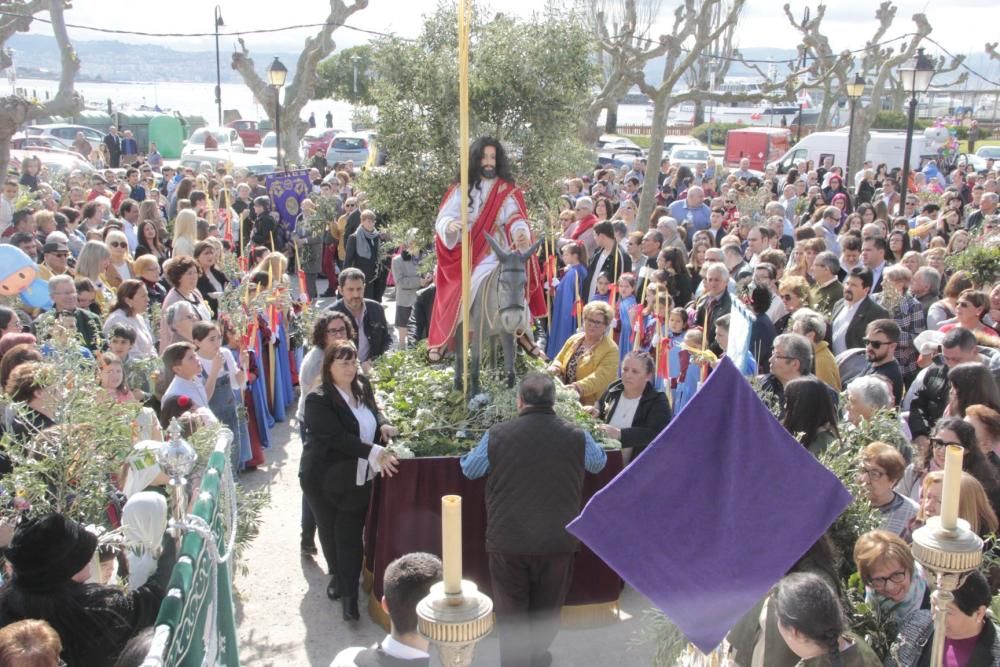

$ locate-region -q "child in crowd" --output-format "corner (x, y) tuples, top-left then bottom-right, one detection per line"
(614, 272), (637, 365)
(591, 272), (611, 304)
(160, 341), (218, 410)
(97, 352), (132, 404)
(647, 293), (672, 392)
(546, 241), (588, 359)
(675, 328), (704, 413)
(666, 307), (690, 407)
(191, 321), (249, 474)
(223, 321), (267, 467)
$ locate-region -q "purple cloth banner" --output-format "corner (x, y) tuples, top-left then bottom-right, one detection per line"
(567, 356), (851, 654)
(265, 169), (311, 231)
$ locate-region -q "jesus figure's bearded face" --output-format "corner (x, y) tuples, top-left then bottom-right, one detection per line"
(479, 145), (497, 180)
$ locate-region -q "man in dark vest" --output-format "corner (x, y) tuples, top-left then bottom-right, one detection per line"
(461, 372), (608, 667)
(329, 552), (441, 666)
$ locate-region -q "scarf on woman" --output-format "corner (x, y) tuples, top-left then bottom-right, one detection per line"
(354, 226), (380, 260)
(867, 563), (928, 625)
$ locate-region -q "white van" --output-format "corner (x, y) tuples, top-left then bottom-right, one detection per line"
(769, 128), (927, 174)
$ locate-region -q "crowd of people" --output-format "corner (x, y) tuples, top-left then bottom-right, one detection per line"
(0, 118), (997, 666)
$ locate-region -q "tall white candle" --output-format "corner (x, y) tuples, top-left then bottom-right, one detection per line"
(939, 445), (963, 531)
(442, 495), (462, 596)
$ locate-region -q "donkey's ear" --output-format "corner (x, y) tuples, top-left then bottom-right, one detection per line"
(519, 237), (543, 259)
(485, 233), (507, 258)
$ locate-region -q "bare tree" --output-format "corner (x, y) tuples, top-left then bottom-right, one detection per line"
(0, 0), (82, 176)
(783, 4), (849, 131)
(585, 0), (664, 139)
(231, 0), (367, 166)
(683, 1), (740, 128)
(612, 0), (829, 227)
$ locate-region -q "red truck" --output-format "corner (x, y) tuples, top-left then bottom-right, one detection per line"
(724, 127), (791, 172)
(226, 119), (263, 148)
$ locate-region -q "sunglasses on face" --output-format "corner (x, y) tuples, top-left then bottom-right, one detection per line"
(862, 338), (890, 349)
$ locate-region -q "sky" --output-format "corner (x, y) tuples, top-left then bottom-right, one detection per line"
(24, 0), (1000, 67)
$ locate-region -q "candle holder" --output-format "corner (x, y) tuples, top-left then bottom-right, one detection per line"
(910, 516), (983, 667)
(417, 580), (494, 667)
(156, 418), (198, 533)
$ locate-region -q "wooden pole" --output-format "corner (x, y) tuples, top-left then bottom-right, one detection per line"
(458, 0), (471, 397)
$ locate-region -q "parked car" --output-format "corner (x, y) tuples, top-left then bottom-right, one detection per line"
(326, 130), (377, 171)
(26, 123), (104, 153)
(257, 132), (278, 161)
(975, 145), (1000, 160)
(661, 135), (704, 155)
(953, 152), (988, 173)
(177, 150), (276, 176)
(10, 148), (93, 177)
(300, 127), (341, 159)
(668, 145), (712, 170)
(12, 132), (76, 153)
(225, 119), (263, 148)
(596, 134), (643, 156)
(182, 127), (245, 156)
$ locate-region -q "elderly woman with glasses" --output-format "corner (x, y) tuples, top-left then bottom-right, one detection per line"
(853, 530), (929, 628)
(857, 442), (918, 537)
(547, 301), (619, 406)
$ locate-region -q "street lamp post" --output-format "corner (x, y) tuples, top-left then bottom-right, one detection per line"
(351, 54), (360, 95)
(214, 6), (224, 127)
(845, 73), (866, 187)
(267, 57), (287, 171)
(897, 47), (935, 216)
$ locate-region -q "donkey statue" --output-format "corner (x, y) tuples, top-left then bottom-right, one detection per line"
(454, 233), (543, 397)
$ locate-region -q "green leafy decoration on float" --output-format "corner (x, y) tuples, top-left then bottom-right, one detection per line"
(371, 343), (618, 458)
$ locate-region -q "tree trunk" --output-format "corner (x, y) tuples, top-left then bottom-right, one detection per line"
(637, 94), (670, 231)
(846, 104), (870, 187)
(693, 99), (705, 128)
(604, 103), (619, 134)
(816, 83), (836, 131)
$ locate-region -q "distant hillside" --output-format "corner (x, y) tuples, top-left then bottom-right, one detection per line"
(6, 33), (299, 83)
(7, 33), (996, 91)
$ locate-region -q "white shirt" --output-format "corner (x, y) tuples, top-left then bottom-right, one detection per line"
(832, 298), (864, 355)
(113, 261), (132, 282)
(335, 386), (384, 486)
(122, 220), (138, 253)
(162, 375), (209, 409)
(608, 394), (640, 430)
(330, 635), (430, 667)
(198, 347), (243, 391)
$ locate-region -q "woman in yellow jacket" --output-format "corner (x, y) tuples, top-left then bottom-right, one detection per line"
(547, 300), (619, 406)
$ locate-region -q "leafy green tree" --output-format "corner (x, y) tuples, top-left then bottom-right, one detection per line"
(315, 45), (376, 106)
(359, 5), (597, 242)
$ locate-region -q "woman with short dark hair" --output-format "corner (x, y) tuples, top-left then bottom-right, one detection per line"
(103, 280), (155, 358)
(887, 569), (1000, 666)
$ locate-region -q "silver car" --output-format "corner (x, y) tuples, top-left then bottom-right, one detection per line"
(326, 131), (376, 171)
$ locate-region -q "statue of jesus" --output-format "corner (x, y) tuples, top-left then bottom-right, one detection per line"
(428, 136), (546, 360)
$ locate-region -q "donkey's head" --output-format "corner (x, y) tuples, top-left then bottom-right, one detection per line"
(485, 234), (543, 334)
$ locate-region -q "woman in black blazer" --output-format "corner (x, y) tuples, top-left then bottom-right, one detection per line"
(300, 340), (398, 620)
(194, 241), (229, 318)
(592, 351), (672, 464)
(344, 210), (382, 301)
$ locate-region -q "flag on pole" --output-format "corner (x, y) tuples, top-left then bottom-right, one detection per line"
(567, 356), (851, 653)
